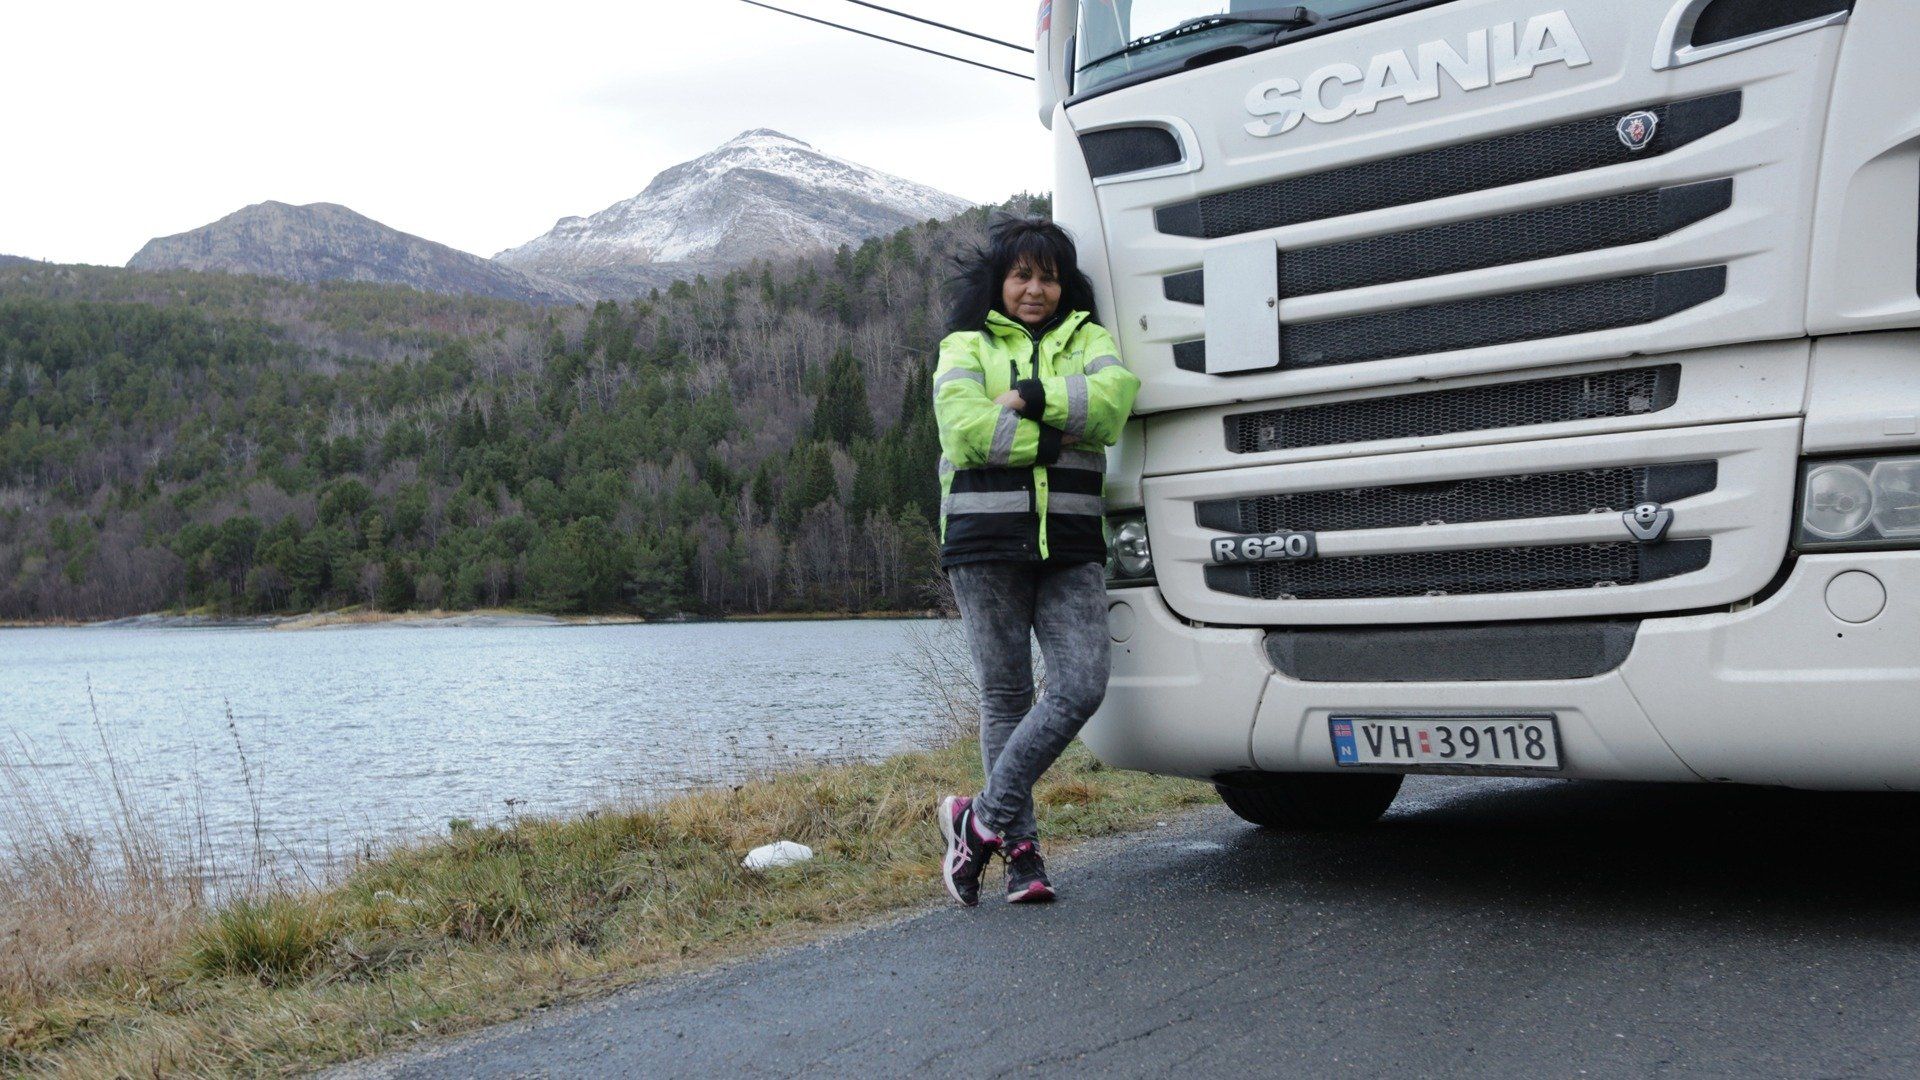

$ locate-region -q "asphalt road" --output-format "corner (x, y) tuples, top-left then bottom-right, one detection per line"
(349, 776), (1920, 1078)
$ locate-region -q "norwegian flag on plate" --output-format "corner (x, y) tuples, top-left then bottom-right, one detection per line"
(1331, 720), (1358, 763)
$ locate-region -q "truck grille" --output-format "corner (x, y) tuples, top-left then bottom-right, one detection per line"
(1224, 365), (1681, 454)
(1155, 92), (1742, 239)
(1195, 462), (1718, 535)
(1174, 267), (1726, 373)
(1162, 180), (1733, 303)
(1205, 540), (1713, 601)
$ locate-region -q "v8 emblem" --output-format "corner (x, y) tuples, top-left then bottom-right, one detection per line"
(1623, 502), (1674, 543)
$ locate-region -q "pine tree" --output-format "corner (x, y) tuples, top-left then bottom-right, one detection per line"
(377, 553), (414, 612)
(811, 347), (875, 446)
(777, 442), (839, 531)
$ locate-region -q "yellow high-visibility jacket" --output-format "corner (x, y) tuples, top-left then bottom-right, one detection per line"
(933, 309), (1140, 568)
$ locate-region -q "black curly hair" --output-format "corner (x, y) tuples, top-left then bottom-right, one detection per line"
(945, 214), (1099, 335)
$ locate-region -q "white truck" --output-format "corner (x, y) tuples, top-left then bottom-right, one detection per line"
(1032, 0), (1920, 824)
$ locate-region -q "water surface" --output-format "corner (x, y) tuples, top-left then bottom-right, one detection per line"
(0, 620), (946, 872)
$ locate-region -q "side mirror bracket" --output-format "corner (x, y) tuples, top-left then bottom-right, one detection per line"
(1036, 0), (1079, 128)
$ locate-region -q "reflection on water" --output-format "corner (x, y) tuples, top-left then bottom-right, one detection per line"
(0, 620), (944, 872)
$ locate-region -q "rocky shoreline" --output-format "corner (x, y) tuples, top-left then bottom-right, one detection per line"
(3, 609), (941, 631)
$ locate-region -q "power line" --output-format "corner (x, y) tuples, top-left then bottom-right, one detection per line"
(833, 0), (1032, 53)
(735, 0), (1036, 81)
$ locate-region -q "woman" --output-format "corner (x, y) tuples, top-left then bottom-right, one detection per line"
(932, 215), (1140, 906)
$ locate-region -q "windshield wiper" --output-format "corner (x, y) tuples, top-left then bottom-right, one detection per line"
(1082, 6), (1326, 71)
(1174, 5), (1327, 33)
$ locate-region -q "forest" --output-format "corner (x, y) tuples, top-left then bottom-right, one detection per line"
(0, 198), (1047, 620)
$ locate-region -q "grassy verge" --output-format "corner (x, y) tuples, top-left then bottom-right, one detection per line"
(2, 741), (1207, 1076)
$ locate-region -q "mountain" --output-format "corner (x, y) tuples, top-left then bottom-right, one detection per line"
(127, 202), (591, 305)
(495, 130), (976, 297)
(0, 254), (37, 268)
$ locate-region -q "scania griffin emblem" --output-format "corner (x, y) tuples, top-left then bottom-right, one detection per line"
(1623, 501), (1674, 543)
(1616, 110), (1659, 151)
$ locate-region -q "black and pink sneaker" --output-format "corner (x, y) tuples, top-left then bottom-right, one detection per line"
(1004, 839), (1056, 904)
(939, 795), (1002, 907)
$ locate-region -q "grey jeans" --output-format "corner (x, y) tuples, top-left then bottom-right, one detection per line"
(947, 560), (1111, 841)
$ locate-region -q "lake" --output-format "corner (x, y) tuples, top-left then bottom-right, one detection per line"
(0, 619), (957, 876)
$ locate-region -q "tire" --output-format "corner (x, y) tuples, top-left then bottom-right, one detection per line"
(1214, 772), (1404, 829)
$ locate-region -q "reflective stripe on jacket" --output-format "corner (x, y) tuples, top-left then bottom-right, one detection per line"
(934, 309), (1141, 569)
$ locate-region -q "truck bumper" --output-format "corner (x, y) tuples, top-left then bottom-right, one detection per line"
(1086, 552), (1920, 791)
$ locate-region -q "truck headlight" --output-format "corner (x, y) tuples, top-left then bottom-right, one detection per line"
(1796, 454), (1920, 549)
(1869, 460), (1920, 539)
(1107, 514), (1154, 583)
(1802, 463), (1874, 540)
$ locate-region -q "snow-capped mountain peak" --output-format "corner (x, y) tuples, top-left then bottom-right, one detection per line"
(494, 131), (976, 297)
(727, 128), (811, 146)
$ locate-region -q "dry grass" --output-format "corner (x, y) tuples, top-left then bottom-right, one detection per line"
(283, 608), (658, 628)
(269, 608), (647, 630)
(896, 576), (997, 744)
(0, 694), (215, 1009)
(2, 738), (1206, 1076)
(722, 609), (939, 622)
(270, 608), (473, 630)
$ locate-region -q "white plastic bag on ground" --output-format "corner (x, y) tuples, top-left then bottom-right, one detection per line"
(742, 840), (814, 870)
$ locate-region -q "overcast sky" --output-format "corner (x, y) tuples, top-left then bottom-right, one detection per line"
(0, 0), (1052, 267)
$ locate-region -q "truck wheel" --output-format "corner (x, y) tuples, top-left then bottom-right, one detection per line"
(1214, 772), (1404, 829)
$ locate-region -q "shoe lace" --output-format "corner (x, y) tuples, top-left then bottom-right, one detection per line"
(959, 806), (999, 873)
(1006, 841), (1044, 878)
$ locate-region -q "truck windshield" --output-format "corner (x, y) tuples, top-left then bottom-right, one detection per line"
(1076, 1), (1431, 94)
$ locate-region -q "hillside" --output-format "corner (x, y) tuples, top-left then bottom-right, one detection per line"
(129, 201), (591, 305)
(0, 198), (1047, 621)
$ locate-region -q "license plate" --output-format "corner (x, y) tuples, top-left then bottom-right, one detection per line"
(1210, 532), (1318, 564)
(1329, 715), (1562, 770)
